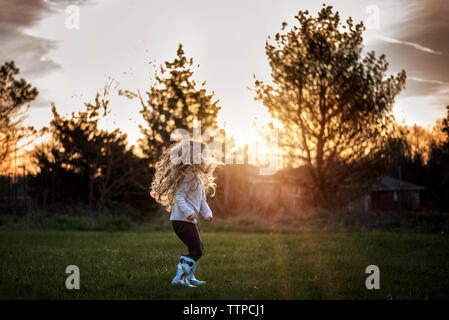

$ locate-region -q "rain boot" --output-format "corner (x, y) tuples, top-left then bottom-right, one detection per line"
(186, 260), (206, 286)
(171, 255), (196, 288)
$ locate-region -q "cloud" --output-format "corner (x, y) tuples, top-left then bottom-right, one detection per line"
(377, 0), (449, 58)
(377, 35), (443, 56)
(0, 0), (50, 30)
(0, 30), (60, 76)
(363, 0), (449, 122)
(408, 76), (447, 86)
(393, 0), (449, 53)
(0, 0), (92, 107)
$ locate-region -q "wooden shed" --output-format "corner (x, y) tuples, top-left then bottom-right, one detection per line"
(368, 176), (425, 211)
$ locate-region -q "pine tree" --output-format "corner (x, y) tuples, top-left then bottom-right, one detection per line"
(139, 44), (221, 164)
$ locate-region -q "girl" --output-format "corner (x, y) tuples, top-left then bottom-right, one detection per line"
(150, 139), (219, 288)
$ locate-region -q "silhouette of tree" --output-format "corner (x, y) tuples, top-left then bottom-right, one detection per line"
(427, 147), (449, 211)
(254, 6), (406, 207)
(30, 85), (147, 212)
(424, 105), (449, 211)
(0, 61), (38, 167)
(441, 105), (449, 153)
(137, 44), (221, 165)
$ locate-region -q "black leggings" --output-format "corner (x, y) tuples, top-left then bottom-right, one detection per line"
(172, 220), (204, 261)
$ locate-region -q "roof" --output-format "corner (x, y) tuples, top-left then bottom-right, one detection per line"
(249, 167), (310, 185)
(376, 176), (425, 191)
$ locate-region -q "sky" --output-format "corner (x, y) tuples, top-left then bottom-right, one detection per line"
(1, 0), (448, 147)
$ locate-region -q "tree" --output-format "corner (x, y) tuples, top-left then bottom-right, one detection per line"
(254, 6), (406, 208)
(0, 61), (38, 168)
(30, 86), (148, 212)
(441, 105), (449, 153)
(424, 105), (449, 211)
(136, 44), (221, 164)
(398, 124), (437, 164)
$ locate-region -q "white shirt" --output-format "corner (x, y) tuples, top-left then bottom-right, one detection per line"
(170, 174), (213, 224)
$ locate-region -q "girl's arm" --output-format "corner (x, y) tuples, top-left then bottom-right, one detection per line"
(199, 185), (213, 222)
(199, 200), (213, 222)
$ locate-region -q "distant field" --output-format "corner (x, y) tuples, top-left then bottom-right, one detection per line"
(0, 229), (448, 299)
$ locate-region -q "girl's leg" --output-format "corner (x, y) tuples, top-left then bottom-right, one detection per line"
(171, 221), (203, 260)
(171, 221), (206, 286)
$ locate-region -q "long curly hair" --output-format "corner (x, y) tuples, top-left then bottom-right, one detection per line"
(150, 139), (221, 212)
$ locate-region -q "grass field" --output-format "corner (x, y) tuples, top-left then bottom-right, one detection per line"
(0, 228), (448, 299)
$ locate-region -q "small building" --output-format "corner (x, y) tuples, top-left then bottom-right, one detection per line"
(368, 176), (425, 211)
(248, 172), (426, 213)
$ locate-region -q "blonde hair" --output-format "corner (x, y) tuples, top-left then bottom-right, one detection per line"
(150, 139), (220, 211)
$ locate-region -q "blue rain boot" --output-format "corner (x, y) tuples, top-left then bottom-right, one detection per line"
(171, 255), (196, 288)
(186, 260), (206, 286)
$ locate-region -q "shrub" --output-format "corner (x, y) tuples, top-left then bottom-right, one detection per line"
(46, 215), (93, 231)
(98, 215), (132, 231)
(0, 214), (20, 226)
(43, 214), (132, 231)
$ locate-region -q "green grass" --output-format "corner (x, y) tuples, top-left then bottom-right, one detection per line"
(0, 229), (448, 299)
